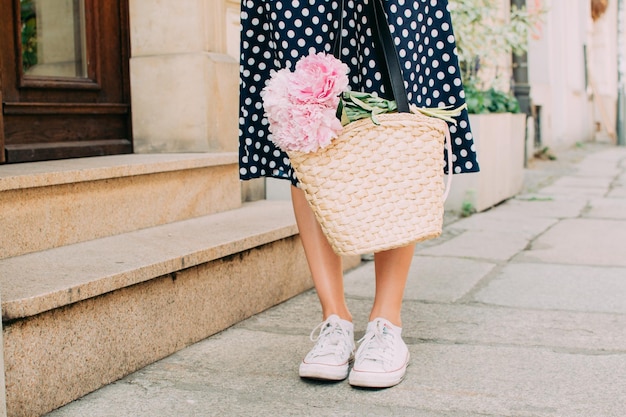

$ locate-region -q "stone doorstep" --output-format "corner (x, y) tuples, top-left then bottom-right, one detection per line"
(0, 200), (299, 321)
(0, 152), (238, 192)
(0, 152), (243, 262)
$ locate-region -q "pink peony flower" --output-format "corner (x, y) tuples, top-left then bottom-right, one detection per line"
(266, 103), (343, 153)
(262, 52), (349, 153)
(260, 68), (293, 111)
(291, 52), (349, 106)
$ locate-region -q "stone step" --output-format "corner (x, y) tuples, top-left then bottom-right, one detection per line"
(0, 153), (241, 260)
(0, 201), (364, 417)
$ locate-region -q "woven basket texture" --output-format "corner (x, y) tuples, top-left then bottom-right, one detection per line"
(288, 111), (449, 255)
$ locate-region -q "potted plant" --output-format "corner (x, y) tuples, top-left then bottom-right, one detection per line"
(445, 0), (545, 214)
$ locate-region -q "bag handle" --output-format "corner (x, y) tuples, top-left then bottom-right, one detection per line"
(333, 0), (410, 113)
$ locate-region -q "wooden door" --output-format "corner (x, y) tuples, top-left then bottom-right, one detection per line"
(0, 0), (131, 163)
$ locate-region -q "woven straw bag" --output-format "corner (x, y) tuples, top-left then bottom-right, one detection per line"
(288, 111), (452, 255)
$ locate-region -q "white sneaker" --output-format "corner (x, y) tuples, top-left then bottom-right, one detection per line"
(348, 318), (410, 388)
(299, 315), (355, 381)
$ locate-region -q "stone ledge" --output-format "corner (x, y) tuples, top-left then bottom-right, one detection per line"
(0, 152), (237, 192)
(0, 200), (298, 320)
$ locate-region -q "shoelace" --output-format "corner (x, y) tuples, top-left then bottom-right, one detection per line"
(356, 321), (396, 364)
(308, 317), (353, 358)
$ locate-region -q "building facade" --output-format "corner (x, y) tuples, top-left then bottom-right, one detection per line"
(528, 0), (620, 149)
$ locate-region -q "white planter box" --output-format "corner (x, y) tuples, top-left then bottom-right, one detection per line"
(445, 113), (527, 213)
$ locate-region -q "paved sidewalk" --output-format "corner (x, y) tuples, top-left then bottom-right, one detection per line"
(47, 143), (626, 417)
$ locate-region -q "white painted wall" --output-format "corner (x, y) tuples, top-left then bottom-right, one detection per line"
(589, 0), (618, 140)
(528, 0), (619, 148)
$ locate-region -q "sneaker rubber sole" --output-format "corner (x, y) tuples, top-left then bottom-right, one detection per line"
(299, 361), (350, 381)
(348, 352), (410, 388)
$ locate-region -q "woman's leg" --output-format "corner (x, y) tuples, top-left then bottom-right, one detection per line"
(293, 185), (355, 380)
(370, 244), (415, 326)
(349, 244), (414, 388)
(291, 185), (351, 321)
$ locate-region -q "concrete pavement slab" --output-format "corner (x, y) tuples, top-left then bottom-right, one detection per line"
(556, 150), (626, 186)
(474, 263), (626, 313)
(582, 147), (626, 162)
(343, 257), (496, 303)
(489, 195), (587, 219)
(583, 198), (626, 219)
(572, 159), (623, 177)
(399, 301), (626, 352)
(448, 212), (558, 240)
(607, 185), (626, 198)
(403, 343), (626, 417)
(571, 165), (623, 178)
(536, 184), (608, 198)
(546, 176), (614, 189)
(418, 230), (530, 262)
(516, 218), (626, 266)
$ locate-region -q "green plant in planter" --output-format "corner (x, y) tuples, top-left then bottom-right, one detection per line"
(449, 0), (546, 112)
(464, 83), (520, 114)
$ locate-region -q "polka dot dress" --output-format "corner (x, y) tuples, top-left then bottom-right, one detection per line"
(239, 0), (479, 186)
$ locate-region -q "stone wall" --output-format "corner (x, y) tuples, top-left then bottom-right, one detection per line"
(129, 0), (241, 154)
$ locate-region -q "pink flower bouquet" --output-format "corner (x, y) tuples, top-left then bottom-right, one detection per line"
(262, 52), (349, 153)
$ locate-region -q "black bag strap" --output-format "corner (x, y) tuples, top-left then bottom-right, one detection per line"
(333, 0), (410, 113)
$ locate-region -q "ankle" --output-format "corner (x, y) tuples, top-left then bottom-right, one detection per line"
(368, 313), (401, 327)
(322, 309), (352, 323)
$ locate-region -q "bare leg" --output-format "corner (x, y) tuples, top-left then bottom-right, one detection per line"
(369, 244), (415, 326)
(291, 186), (352, 322)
